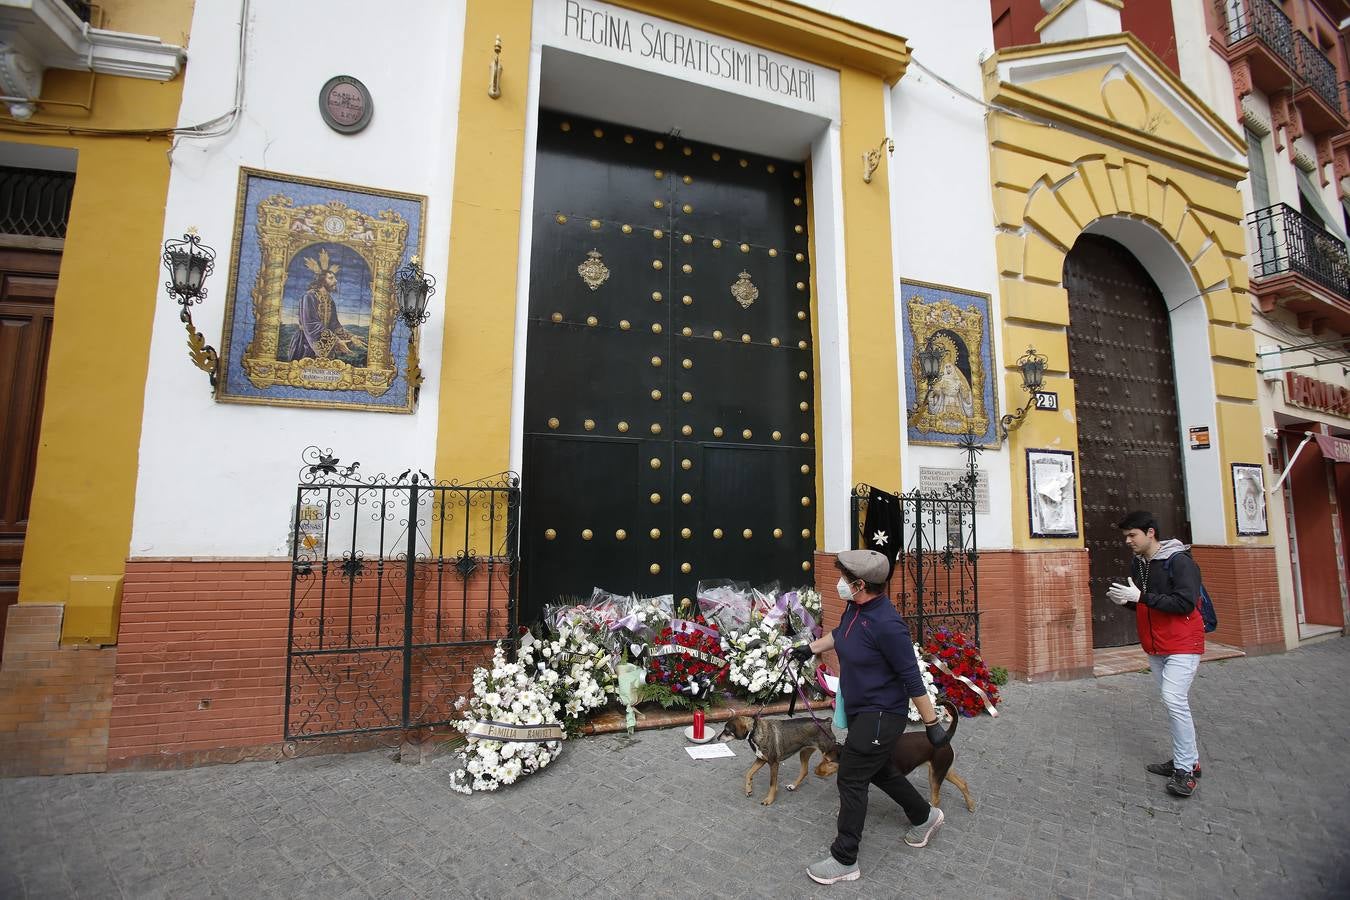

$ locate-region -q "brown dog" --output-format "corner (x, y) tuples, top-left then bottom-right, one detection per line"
(716, 715), (840, 806)
(893, 699), (974, 811)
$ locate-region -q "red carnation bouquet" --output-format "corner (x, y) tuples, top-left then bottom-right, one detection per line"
(922, 627), (1000, 717)
(646, 613), (728, 700)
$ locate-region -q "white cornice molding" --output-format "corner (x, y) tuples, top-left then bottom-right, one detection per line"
(1240, 98), (1272, 137)
(1293, 145), (1317, 173)
(0, 0), (184, 85)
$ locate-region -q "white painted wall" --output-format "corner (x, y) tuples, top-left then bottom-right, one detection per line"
(129, 1), (1010, 557)
(130, 0), (466, 557)
(881, 6), (1010, 548)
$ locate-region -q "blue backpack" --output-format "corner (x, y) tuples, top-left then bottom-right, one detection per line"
(1163, 554), (1218, 634)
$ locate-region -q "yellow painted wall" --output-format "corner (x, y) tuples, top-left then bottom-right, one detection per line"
(985, 38), (1264, 547)
(837, 69), (900, 489)
(433, 0), (535, 482)
(12, 16), (190, 611)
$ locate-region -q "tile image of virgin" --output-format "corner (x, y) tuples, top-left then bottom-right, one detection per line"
(922, 329), (976, 421)
(278, 244), (371, 367)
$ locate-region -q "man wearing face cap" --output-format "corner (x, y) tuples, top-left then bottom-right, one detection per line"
(789, 548), (949, 885)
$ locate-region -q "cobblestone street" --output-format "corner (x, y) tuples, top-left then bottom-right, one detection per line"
(2, 638), (1347, 899)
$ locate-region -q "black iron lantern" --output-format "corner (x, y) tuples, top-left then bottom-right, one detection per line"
(916, 338), (945, 384)
(394, 256), (436, 329)
(162, 230), (220, 390)
(1000, 345), (1048, 439)
(1018, 346), (1047, 392)
(162, 231), (216, 313)
(393, 256), (437, 403)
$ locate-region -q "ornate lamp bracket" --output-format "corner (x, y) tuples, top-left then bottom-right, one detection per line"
(162, 230), (220, 392)
(862, 136), (894, 184)
(999, 346), (1048, 440)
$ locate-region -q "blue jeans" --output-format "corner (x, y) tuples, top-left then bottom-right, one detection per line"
(1147, 653), (1200, 771)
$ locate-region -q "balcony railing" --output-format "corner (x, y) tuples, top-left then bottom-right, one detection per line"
(1215, 0), (1296, 71)
(1249, 203), (1350, 297)
(1294, 31), (1340, 111)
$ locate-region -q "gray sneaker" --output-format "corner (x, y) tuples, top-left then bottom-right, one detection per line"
(806, 855), (861, 884)
(903, 806), (945, 847)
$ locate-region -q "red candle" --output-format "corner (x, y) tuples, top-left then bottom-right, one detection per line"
(693, 709), (705, 740)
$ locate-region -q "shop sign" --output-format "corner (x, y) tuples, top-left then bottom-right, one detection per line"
(1286, 372), (1350, 416)
(1314, 434), (1350, 463)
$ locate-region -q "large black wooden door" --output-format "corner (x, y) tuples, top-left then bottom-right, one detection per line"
(521, 112), (815, 621)
(1065, 235), (1189, 648)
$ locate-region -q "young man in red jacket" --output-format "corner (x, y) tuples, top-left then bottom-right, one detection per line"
(1107, 510), (1205, 798)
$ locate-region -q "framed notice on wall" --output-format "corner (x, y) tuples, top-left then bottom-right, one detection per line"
(1027, 449), (1078, 538)
(1232, 462), (1269, 536)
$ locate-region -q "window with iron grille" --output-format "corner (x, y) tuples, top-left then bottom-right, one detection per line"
(0, 167), (75, 239)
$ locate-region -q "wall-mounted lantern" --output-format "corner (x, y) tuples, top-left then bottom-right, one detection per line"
(393, 255), (436, 403)
(162, 229), (220, 390)
(999, 345), (1048, 439)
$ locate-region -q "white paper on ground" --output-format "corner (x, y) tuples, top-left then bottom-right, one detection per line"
(685, 742), (736, 760)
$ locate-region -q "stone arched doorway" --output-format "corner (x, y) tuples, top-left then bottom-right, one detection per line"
(1065, 234), (1190, 648)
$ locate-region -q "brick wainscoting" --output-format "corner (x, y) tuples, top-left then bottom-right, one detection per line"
(1190, 545), (1284, 655)
(0, 604), (116, 776)
(111, 559), (510, 769)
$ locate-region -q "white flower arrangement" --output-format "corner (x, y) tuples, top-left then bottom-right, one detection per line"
(448, 643), (563, 794)
(908, 642), (941, 723)
(519, 624), (617, 729)
(723, 620), (816, 703)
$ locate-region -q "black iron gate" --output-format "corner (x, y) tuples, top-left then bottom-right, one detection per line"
(284, 447), (519, 741)
(851, 472), (980, 644)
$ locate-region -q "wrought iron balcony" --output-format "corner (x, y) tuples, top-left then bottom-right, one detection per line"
(1294, 31), (1342, 119)
(1215, 0), (1296, 73)
(1250, 202), (1350, 299)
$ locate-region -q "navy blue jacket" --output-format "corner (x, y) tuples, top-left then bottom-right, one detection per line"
(833, 594), (926, 715)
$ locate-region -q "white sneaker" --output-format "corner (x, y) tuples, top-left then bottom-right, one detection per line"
(806, 855), (861, 884)
(903, 806), (944, 847)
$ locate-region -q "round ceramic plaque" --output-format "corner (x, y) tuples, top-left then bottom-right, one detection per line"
(319, 75), (372, 134)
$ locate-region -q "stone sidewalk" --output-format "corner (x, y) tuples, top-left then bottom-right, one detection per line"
(2, 638), (1347, 899)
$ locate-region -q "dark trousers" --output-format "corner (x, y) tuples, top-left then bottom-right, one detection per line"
(830, 710), (930, 866)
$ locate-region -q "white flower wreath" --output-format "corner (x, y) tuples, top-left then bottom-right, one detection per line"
(448, 644), (563, 794)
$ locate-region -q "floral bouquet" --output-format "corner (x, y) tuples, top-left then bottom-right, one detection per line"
(519, 625), (616, 732)
(921, 627), (1001, 717)
(723, 619), (815, 703)
(604, 593), (673, 664)
(906, 643), (941, 723)
(449, 643), (564, 794)
(645, 613), (727, 707)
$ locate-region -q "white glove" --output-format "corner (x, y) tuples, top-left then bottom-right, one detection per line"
(1107, 578), (1141, 606)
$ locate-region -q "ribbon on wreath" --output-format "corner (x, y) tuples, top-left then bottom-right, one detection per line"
(669, 618), (720, 641)
(928, 656), (1000, 717)
(461, 719), (565, 742)
(651, 643), (727, 668)
(762, 591), (821, 638)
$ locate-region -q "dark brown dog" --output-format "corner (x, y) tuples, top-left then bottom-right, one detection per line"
(716, 715), (840, 806)
(893, 699), (974, 811)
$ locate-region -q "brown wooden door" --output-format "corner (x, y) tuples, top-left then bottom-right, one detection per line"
(1065, 235), (1189, 648)
(0, 248), (59, 657)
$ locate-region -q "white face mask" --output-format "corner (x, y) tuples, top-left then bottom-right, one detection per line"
(836, 576), (855, 602)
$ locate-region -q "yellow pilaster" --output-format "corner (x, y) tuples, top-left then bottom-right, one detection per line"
(16, 58), (188, 618)
(838, 69), (900, 489)
(434, 0), (535, 481)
